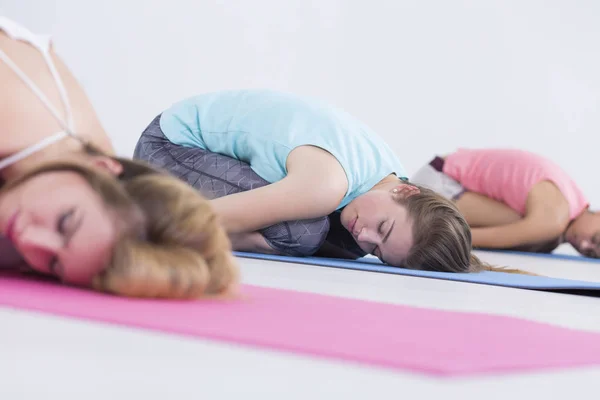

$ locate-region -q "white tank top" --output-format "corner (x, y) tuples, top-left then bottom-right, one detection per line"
(0, 15), (79, 169)
(0, 15), (80, 268)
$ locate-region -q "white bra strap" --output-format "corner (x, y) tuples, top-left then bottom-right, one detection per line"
(41, 50), (75, 132)
(0, 131), (69, 170)
(0, 47), (74, 133)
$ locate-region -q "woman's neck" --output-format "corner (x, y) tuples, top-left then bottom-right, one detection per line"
(371, 174), (403, 191)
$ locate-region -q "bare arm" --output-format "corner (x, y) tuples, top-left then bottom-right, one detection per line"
(455, 192), (523, 228)
(470, 181), (571, 249)
(210, 145), (348, 234)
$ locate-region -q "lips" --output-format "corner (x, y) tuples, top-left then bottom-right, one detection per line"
(4, 210), (20, 244)
(348, 217), (357, 235)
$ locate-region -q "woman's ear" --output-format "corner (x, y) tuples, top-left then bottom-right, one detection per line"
(392, 183), (420, 199)
(89, 156), (124, 176)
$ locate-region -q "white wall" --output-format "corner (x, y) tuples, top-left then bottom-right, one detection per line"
(2, 0), (599, 205)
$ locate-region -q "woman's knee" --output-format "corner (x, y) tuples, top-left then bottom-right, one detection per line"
(133, 115), (269, 199)
(133, 115), (167, 161)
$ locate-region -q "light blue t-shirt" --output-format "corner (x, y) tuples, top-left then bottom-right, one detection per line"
(159, 89), (407, 209)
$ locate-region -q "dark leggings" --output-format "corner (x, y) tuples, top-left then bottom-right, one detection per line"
(133, 115), (336, 257)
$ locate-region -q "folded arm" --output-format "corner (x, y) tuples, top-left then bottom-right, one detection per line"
(471, 181), (571, 249)
(210, 145), (348, 235)
(471, 219), (564, 249)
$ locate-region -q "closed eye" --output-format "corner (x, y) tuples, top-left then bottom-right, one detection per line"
(48, 208), (77, 275)
(57, 208), (76, 234)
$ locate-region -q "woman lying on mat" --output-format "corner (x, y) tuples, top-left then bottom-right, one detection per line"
(0, 15), (238, 298)
(133, 89), (512, 274)
(411, 148), (599, 258)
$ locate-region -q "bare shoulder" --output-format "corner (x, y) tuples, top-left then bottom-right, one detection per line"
(286, 145), (348, 180)
(527, 180), (571, 226)
(286, 144), (341, 166)
(286, 145), (348, 185)
(0, 32), (112, 154)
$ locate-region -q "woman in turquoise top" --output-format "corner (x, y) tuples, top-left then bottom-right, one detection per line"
(134, 89), (486, 273)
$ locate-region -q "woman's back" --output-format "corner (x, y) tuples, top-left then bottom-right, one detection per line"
(444, 148), (588, 220)
(159, 89), (407, 209)
(0, 16), (112, 162)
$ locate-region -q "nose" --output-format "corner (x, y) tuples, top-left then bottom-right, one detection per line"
(14, 225), (63, 270)
(356, 227), (380, 245)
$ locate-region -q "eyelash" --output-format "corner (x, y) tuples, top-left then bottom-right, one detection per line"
(373, 220), (388, 260)
(378, 221), (386, 235)
(49, 208), (75, 274)
(57, 209), (73, 234)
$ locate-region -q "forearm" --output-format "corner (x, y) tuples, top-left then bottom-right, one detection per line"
(211, 193), (316, 234)
(211, 146), (348, 235)
(471, 227), (522, 249)
(210, 194), (275, 234)
(210, 178), (342, 235)
(471, 219), (563, 249)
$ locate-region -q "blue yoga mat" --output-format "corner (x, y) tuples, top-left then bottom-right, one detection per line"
(476, 249), (600, 263)
(234, 251), (600, 296)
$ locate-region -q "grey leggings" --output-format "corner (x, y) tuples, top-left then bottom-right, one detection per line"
(133, 115), (335, 257)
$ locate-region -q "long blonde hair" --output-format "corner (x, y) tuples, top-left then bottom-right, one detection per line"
(399, 185), (531, 274)
(3, 159), (239, 298)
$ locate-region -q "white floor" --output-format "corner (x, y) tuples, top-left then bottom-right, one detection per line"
(2, 250), (600, 399)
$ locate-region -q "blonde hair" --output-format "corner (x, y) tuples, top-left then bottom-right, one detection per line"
(3, 159), (239, 299)
(399, 185), (531, 275)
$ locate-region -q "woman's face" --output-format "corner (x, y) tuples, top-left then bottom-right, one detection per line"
(0, 171), (117, 285)
(340, 184), (417, 266)
(565, 212), (600, 258)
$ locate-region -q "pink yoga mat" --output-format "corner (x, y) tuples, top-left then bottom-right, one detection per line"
(2, 273), (600, 377)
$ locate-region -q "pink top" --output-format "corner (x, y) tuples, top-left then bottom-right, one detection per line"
(443, 148), (589, 220)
